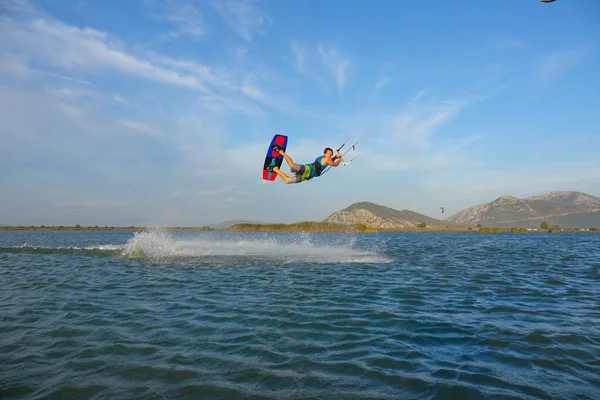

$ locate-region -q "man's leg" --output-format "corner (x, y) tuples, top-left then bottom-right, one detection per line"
(272, 166), (291, 184)
(275, 147), (295, 170)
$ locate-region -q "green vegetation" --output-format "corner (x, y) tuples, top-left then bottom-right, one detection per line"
(228, 221), (373, 232)
(417, 222), (426, 228)
(479, 227), (503, 232)
(540, 221), (549, 229)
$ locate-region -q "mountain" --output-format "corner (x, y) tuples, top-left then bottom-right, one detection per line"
(447, 191), (600, 228)
(323, 202), (465, 228)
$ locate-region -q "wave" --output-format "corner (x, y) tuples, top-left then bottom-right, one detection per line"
(1, 229), (392, 266)
(0, 244), (123, 256)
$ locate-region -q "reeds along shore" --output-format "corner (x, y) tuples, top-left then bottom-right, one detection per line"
(0, 224), (598, 232)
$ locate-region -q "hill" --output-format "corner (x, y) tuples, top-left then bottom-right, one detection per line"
(447, 191), (600, 228)
(324, 202), (466, 229)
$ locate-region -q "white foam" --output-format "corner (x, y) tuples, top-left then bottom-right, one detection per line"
(120, 228), (392, 264)
(82, 245), (125, 251)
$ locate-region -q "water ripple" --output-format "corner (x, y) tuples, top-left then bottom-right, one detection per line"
(0, 230), (599, 399)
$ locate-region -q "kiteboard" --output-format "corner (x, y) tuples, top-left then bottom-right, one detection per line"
(262, 134), (288, 181)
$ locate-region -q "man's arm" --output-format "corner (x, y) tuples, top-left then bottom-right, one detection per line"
(327, 153), (344, 167)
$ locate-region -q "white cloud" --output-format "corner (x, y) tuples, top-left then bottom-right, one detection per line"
(112, 95), (127, 104)
(373, 62), (397, 92)
(212, 0), (272, 41)
(388, 99), (466, 150)
(164, 4), (207, 38)
(374, 76), (396, 92)
(197, 90), (262, 117)
(318, 45), (349, 93)
(308, 90), (494, 176)
(425, 160), (600, 202)
(291, 41), (306, 73)
(145, 1), (208, 40)
(0, 52), (30, 79)
(118, 119), (153, 134)
(34, 70), (91, 85)
(1, 16), (208, 90)
(236, 67), (303, 116)
(53, 88), (84, 98)
(1, 0), (36, 14)
(59, 103), (85, 119)
(536, 46), (589, 86)
(0, 3), (297, 119)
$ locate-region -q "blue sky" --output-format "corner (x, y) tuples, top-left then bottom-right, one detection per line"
(1, 0), (599, 226)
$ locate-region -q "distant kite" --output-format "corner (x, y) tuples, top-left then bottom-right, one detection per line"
(441, 207), (445, 214)
(541, 0), (555, 3)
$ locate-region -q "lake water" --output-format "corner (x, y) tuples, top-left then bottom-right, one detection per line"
(1, 229), (599, 399)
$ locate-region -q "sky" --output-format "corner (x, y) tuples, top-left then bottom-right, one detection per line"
(1, 0), (599, 226)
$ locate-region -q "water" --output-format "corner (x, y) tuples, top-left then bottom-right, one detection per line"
(1, 229), (598, 400)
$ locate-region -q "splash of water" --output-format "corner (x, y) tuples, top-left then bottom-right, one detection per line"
(120, 228), (391, 265)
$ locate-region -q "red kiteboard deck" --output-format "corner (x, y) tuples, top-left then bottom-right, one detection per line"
(262, 134), (288, 181)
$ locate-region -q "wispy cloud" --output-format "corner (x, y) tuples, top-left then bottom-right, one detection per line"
(425, 160), (600, 202)
(0, 3), (293, 118)
(145, 1), (208, 40)
(118, 119), (154, 134)
(0, 52), (30, 79)
(318, 45), (349, 93)
(34, 70), (91, 85)
(4, 16), (208, 90)
(374, 76), (396, 92)
(197, 89), (262, 117)
(1, 0), (36, 13)
(212, 0), (272, 42)
(388, 98), (467, 149)
(291, 41), (306, 73)
(59, 103), (85, 119)
(536, 46), (589, 86)
(236, 66), (303, 115)
(373, 62), (397, 92)
(316, 89), (495, 175)
(163, 5), (207, 39)
(112, 95), (127, 104)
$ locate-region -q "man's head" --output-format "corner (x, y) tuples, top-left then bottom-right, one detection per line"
(323, 147), (333, 157)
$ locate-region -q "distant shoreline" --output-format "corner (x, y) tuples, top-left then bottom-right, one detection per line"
(0, 224), (597, 233)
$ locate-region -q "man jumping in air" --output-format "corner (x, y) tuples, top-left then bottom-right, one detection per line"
(267, 145), (343, 184)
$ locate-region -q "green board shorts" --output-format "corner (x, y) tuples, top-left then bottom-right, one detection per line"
(288, 163), (312, 183)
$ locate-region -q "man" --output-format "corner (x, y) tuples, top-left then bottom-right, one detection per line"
(268, 145), (343, 184)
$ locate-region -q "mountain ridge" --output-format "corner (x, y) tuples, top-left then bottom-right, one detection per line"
(447, 191), (600, 228)
(324, 201), (464, 228)
(322, 191), (600, 229)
